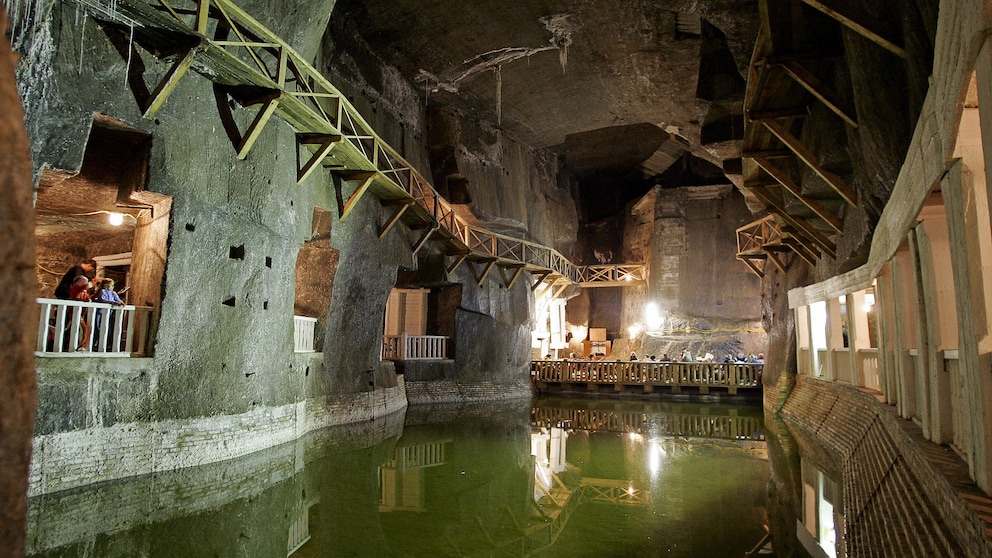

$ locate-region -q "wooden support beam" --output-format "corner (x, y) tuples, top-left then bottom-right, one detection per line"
(499, 265), (525, 290)
(338, 170), (377, 220)
(741, 149), (794, 160)
(552, 281), (570, 299)
(782, 236), (819, 265)
(739, 257), (765, 278)
(446, 252), (469, 274)
(746, 183), (836, 258)
(798, 0), (908, 58)
(747, 106), (810, 121)
(760, 118), (858, 206)
(472, 259), (497, 287)
(766, 250), (789, 273)
(411, 226), (437, 257)
(777, 60), (858, 128)
(531, 271), (552, 290)
(752, 156), (843, 232)
(236, 98), (280, 159)
(296, 133), (341, 184)
(143, 46), (198, 119)
(195, 0), (210, 34)
(377, 199), (415, 238)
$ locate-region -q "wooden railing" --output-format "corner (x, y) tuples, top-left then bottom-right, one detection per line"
(293, 315), (317, 353)
(36, 298), (153, 357)
(531, 406), (765, 440)
(531, 360), (762, 390)
(382, 334), (449, 361)
(577, 264), (647, 287)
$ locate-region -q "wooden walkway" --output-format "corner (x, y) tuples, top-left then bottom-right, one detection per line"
(532, 360), (763, 396)
(74, 0), (644, 294)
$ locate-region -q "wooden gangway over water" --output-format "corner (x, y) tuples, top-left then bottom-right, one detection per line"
(532, 360), (763, 396)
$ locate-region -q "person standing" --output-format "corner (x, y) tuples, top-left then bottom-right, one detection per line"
(54, 259), (96, 299)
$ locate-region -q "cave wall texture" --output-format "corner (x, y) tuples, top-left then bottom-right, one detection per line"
(16, 0), (577, 495)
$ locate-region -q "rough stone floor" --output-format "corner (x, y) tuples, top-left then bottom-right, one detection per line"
(867, 389), (992, 546)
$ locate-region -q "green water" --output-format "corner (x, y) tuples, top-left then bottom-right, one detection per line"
(27, 398), (771, 557)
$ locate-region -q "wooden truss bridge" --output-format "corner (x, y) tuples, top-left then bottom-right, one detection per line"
(72, 0), (645, 295)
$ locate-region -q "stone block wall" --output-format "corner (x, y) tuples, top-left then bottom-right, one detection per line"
(781, 376), (990, 557)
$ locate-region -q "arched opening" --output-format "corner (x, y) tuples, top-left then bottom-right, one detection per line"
(293, 206), (338, 352)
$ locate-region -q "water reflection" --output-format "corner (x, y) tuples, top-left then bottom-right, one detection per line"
(27, 398), (775, 557)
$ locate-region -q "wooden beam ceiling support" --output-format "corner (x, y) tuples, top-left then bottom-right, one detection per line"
(377, 199), (416, 239)
(747, 106), (810, 121)
(446, 252), (469, 274)
(296, 133), (342, 184)
(777, 60), (858, 128)
(236, 98), (280, 159)
(471, 259), (498, 287)
(499, 265), (526, 290)
(531, 271), (552, 290)
(411, 226), (437, 258)
(746, 184), (836, 258)
(782, 235), (819, 265)
(798, 0), (908, 59)
(552, 281), (570, 299)
(765, 250), (789, 273)
(759, 118), (858, 206)
(742, 149), (795, 160)
(739, 256), (765, 278)
(752, 156), (843, 232)
(337, 170), (377, 220)
(143, 46), (198, 119)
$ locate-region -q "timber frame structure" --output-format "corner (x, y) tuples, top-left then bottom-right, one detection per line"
(72, 0), (645, 296)
(740, 0), (909, 270)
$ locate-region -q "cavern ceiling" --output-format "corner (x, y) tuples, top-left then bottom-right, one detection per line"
(330, 0), (759, 183)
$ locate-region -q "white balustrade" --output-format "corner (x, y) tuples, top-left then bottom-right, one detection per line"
(36, 298), (152, 357)
(381, 333), (449, 361)
(293, 316), (318, 353)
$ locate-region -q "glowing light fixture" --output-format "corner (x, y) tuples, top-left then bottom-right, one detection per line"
(628, 323), (643, 338)
(108, 212), (124, 226)
(572, 325), (587, 342)
(644, 302), (663, 330)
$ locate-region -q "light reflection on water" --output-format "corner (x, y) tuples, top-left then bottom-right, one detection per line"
(27, 398), (774, 557)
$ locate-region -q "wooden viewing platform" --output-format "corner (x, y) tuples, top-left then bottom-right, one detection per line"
(532, 360), (763, 396)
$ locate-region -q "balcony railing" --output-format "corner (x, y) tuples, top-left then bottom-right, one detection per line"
(293, 315), (318, 353)
(382, 334), (449, 361)
(36, 298), (153, 357)
(532, 360), (763, 390)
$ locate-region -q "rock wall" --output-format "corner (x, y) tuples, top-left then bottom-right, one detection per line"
(0, 6), (38, 556)
(612, 184), (765, 359)
(17, 0), (578, 496)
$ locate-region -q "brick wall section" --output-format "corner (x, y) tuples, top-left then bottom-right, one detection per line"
(405, 379), (533, 404)
(782, 376), (991, 557)
(28, 378), (407, 496)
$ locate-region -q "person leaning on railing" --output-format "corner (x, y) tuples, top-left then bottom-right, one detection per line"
(68, 275), (92, 351)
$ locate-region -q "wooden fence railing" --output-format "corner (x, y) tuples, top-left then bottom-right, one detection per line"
(293, 315), (317, 353)
(382, 334), (449, 361)
(531, 360), (762, 392)
(36, 298), (153, 357)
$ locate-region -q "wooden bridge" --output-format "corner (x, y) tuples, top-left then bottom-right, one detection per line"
(72, 0), (645, 295)
(531, 360), (763, 396)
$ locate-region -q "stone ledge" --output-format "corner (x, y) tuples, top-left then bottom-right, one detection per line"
(781, 376), (991, 558)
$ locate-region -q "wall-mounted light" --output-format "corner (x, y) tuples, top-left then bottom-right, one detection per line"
(644, 302), (663, 330)
(628, 323), (643, 338)
(571, 325), (587, 342)
(71, 210), (139, 227)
